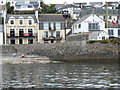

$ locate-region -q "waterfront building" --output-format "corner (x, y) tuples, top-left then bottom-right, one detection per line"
(0, 0), (6, 5)
(107, 22), (120, 38)
(79, 8), (119, 23)
(0, 22), (3, 45)
(38, 14), (65, 43)
(5, 14), (38, 44)
(7, 0), (41, 11)
(56, 4), (81, 20)
(0, 5), (6, 45)
(72, 14), (108, 40)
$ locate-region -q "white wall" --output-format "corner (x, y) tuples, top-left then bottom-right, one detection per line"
(107, 28), (120, 38)
(73, 14), (105, 33)
(0, 0), (6, 5)
(0, 32), (3, 45)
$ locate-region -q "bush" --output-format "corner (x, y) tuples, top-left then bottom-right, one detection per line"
(99, 40), (109, 44)
(87, 40), (96, 44)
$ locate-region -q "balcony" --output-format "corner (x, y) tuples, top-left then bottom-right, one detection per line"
(42, 36), (62, 40)
(7, 33), (37, 38)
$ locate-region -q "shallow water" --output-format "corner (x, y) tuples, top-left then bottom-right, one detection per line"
(2, 62), (120, 88)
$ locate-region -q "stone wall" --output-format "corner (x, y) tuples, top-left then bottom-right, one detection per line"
(1, 42), (120, 62)
(66, 33), (89, 42)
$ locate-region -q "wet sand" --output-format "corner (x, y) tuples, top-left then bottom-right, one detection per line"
(1, 56), (52, 64)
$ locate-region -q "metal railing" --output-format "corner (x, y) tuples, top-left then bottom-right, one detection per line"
(7, 33), (37, 37)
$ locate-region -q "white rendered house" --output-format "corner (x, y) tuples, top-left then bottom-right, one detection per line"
(7, 0), (41, 11)
(72, 14), (109, 40)
(72, 14), (105, 33)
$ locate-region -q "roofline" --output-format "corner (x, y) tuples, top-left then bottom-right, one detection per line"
(39, 14), (63, 15)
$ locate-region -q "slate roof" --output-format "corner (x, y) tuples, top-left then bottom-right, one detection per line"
(58, 4), (80, 10)
(108, 22), (120, 28)
(6, 14), (37, 23)
(39, 14), (65, 22)
(74, 14), (91, 24)
(55, 4), (65, 10)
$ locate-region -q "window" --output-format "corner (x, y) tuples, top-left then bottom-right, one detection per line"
(10, 20), (14, 24)
(118, 30), (120, 36)
(75, 25), (77, 29)
(44, 31), (48, 38)
(43, 22), (49, 30)
(56, 22), (61, 30)
(56, 31), (60, 37)
(20, 20), (23, 25)
(103, 16), (106, 20)
(10, 29), (15, 36)
(28, 38), (33, 44)
(29, 20), (32, 25)
(109, 16), (111, 19)
(50, 32), (54, 37)
(49, 22), (54, 30)
(108, 30), (114, 35)
(28, 5), (33, 8)
(102, 37), (105, 40)
(89, 23), (99, 30)
(28, 29), (33, 36)
(10, 38), (15, 44)
(78, 24), (81, 28)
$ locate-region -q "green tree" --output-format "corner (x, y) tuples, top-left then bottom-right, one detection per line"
(40, 2), (56, 13)
(6, 2), (14, 14)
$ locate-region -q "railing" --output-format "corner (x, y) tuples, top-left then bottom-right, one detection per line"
(43, 36), (62, 40)
(7, 33), (37, 37)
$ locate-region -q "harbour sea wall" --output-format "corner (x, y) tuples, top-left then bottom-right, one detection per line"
(1, 41), (120, 62)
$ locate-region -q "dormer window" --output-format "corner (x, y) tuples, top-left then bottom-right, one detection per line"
(29, 20), (32, 25)
(10, 20), (14, 24)
(20, 20), (23, 25)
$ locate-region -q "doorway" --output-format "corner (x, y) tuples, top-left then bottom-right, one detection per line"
(19, 38), (23, 44)
(51, 40), (54, 43)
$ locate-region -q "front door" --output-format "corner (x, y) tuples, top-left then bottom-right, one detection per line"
(51, 40), (54, 43)
(19, 38), (23, 44)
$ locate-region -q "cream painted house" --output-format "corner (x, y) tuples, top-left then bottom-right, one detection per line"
(38, 14), (65, 43)
(5, 14), (38, 44)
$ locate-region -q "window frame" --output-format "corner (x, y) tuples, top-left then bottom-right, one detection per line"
(10, 20), (14, 25)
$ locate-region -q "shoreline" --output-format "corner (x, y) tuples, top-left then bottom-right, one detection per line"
(1, 42), (119, 64)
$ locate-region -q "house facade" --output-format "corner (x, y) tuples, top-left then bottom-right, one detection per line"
(38, 14), (65, 43)
(57, 4), (81, 20)
(72, 14), (108, 40)
(0, 24), (3, 45)
(72, 14), (105, 33)
(7, 0), (41, 11)
(107, 22), (120, 38)
(5, 14), (38, 44)
(0, 0), (6, 5)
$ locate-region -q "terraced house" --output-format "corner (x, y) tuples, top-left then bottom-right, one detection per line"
(5, 14), (38, 44)
(38, 14), (65, 43)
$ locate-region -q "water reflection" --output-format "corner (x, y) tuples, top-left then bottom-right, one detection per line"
(2, 62), (120, 88)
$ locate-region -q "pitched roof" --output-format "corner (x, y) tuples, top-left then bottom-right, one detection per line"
(6, 14), (37, 23)
(39, 14), (65, 22)
(108, 22), (120, 28)
(58, 4), (80, 10)
(74, 14), (91, 24)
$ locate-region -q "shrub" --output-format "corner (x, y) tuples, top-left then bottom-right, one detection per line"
(99, 40), (109, 44)
(87, 40), (96, 44)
